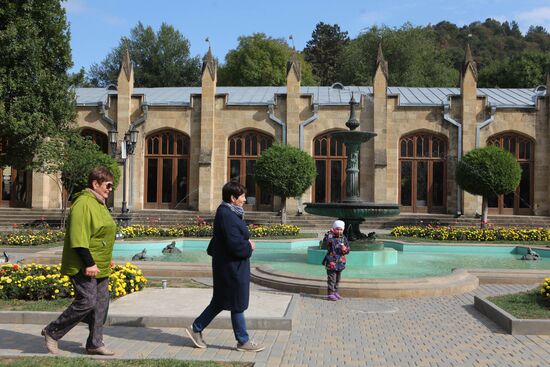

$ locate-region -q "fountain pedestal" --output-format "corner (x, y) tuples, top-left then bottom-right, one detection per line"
(307, 246), (398, 266)
(304, 94), (400, 267)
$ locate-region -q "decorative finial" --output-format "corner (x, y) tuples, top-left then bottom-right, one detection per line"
(346, 94), (359, 131)
(289, 34), (295, 49)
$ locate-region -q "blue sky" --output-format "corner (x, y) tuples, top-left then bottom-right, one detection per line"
(64, 0), (550, 73)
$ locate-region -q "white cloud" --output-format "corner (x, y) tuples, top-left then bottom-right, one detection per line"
(62, 0), (91, 15)
(516, 7), (550, 30)
(63, 0), (126, 28)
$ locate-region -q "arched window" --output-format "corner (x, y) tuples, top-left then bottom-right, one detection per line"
(144, 130), (190, 209)
(487, 133), (534, 215)
(81, 128), (108, 154)
(228, 131), (273, 211)
(399, 133), (446, 213)
(313, 132), (347, 203)
(0, 140), (30, 207)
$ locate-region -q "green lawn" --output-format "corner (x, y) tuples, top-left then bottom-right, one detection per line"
(0, 357), (250, 367)
(487, 290), (550, 319)
(0, 298), (72, 312)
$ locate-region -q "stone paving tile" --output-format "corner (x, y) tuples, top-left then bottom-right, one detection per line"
(278, 284), (548, 367)
(1, 284), (549, 366)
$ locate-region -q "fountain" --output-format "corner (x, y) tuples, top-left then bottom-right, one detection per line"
(304, 94), (400, 266)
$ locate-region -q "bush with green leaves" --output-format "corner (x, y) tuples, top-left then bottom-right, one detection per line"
(254, 144), (317, 223)
(456, 145), (521, 228)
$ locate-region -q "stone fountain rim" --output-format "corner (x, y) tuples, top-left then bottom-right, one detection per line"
(304, 202), (400, 209)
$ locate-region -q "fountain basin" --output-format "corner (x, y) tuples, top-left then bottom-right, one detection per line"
(308, 246), (398, 266)
(304, 202), (400, 219)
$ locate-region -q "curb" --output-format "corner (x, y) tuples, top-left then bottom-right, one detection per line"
(0, 294), (299, 331)
(474, 296), (550, 335)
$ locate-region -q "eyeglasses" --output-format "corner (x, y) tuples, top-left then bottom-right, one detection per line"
(104, 182), (114, 190)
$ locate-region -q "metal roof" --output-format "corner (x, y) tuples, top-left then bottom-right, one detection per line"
(75, 86), (544, 109)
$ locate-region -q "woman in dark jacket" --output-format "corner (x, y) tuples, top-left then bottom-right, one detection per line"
(186, 181), (264, 352)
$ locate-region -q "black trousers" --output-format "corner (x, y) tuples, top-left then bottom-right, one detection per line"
(45, 272), (110, 349)
(327, 270), (342, 294)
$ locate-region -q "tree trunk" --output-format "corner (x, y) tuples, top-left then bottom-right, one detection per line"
(281, 196), (287, 224)
(481, 195), (488, 229)
(61, 187), (71, 229)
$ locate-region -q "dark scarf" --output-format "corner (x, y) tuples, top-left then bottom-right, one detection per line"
(221, 201), (245, 220)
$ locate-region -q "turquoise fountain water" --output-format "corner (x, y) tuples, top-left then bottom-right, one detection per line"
(113, 240), (550, 279)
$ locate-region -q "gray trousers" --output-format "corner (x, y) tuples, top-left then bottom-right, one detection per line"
(45, 272), (110, 349)
(327, 270), (342, 294)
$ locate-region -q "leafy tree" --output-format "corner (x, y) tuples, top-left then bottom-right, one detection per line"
(456, 146), (521, 228)
(337, 24), (458, 87)
(304, 22), (349, 85)
(87, 22), (201, 87)
(478, 51), (550, 88)
(36, 132), (120, 226)
(0, 0), (76, 170)
(218, 33), (317, 86)
(254, 144), (316, 223)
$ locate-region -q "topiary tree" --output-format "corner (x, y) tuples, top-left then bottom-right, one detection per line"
(254, 144), (316, 224)
(456, 145), (521, 228)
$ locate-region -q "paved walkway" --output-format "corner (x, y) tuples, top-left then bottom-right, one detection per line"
(1, 284), (549, 366)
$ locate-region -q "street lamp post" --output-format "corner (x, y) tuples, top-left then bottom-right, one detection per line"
(108, 128), (138, 215)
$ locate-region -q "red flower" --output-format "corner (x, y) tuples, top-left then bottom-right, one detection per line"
(13, 264), (20, 270)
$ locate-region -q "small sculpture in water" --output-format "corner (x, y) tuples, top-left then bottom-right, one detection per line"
(520, 247), (540, 261)
(132, 248), (150, 261)
(162, 241), (182, 254)
(0, 251), (9, 263)
(366, 232), (377, 241)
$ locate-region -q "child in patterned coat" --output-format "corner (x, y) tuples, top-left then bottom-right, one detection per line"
(321, 220), (350, 301)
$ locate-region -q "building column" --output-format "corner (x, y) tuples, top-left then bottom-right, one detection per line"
(198, 47), (217, 212)
(371, 44), (389, 203)
(460, 44), (480, 216)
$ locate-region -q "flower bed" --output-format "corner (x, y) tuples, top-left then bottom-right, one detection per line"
(118, 223), (300, 239)
(390, 225), (550, 242)
(0, 263), (147, 301)
(1, 229), (65, 246)
(1, 223), (302, 247)
(541, 277), (550, 307)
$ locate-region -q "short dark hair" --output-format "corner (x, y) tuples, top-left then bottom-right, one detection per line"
(88, 166), (114, 189)
(222, 180), (246, 203)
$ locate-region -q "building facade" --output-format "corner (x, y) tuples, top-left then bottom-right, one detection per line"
(7, 46), (550, 217)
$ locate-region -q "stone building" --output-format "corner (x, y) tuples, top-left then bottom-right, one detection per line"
(2, 45), (549, 217)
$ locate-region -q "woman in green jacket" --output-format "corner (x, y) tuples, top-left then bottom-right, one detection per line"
(42, 167), (117, 355)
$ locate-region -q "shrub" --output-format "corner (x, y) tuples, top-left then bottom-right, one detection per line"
(0, 263), (147, 301)
(541, 277), (550, 307)
(390, 225), (550, 242)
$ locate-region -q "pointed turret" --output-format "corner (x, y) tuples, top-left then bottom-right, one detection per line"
(375, 43), (389, 81)
(119, 47), (133, 82)
(286, 51), (301, 83)
(462, 44), (477, 82)
(202, 46), (217, 81)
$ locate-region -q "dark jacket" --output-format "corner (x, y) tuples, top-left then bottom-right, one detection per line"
(322, 231), (350, 272)
(208, 204), (252, 312)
